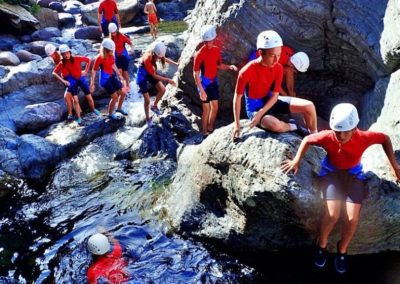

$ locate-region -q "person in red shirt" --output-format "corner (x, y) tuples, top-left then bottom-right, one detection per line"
(248, 46), (309, 97)
(282, 103), (400, 274)
(87, 232), (129, 284)
(232, 30), (317, 140)
(136, 41), (178, 126)
(193, 25), (238, 136)
(91, 38), (128, 119)
(45, 43), (61, 65)
(109, 22), (134, 91)
(52, 44), (100, 124)
(144, 0), (158, 39)
(98, 0), (121, 37)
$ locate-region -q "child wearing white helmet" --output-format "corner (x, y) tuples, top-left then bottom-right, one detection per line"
(87, 232), (129, 283)
(193, 25), (238, 136)
(91, 38), (127, 120)
(52, 44), (100, 124)
(282, 103), (400, 274)
(232, 30), (317, 140)
(248, 46), (310, 97)
(144, 0), (158, 39)
(108, 22), (134, 93)
(45, 43), (61, 65)
(136, 41), (178, 126)
(97, 0), (121, 37)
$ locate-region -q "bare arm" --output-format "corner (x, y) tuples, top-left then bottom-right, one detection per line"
(52, 70), (69, 86)
(217, 63), (238, 71)
(144, 3), (149, 14)
(281, 136), (311, 174)
(116, 13), (121, 28)
(90, 65), (97, 93)
(284, 67), (296, 97)
(151, 73), (175, 86)
(97, 12), (102, 31)
(382, 135), (400, 180)
(194, 70), (206, 101)
(165, 57), (178, 66)
(232, 92), (242, 139)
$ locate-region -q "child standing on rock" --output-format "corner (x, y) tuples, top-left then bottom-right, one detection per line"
(144, 0), (159, 39)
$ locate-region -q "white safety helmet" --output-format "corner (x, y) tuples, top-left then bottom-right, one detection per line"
(108, 22), (118, 33)
(101, 38), (115, 51)
(59, 44), (70, 54)
(201, 25), (217, 42)
(290, 52), (310, 72)
(87, 233), (111, 255)
(329, 103), (359, 131)
(256, 30), (283, 50)
(45, 43), (57, 56)
(153, 42), (166, 57)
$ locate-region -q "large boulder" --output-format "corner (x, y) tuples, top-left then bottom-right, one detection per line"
(16, 50), (43, 62)
(81, 0), (139, 26)
(58, 13), (75, 28)
(0, 35), (21, 51)
(26, 40), (48, 56)
(175, 0), (389, 123)
(380, 0), (400, 71)
(161, 124), (400, 255)
(0, 52), (20, 66)
(0, 126), (23, 178)
(74, 26), (102, 40)
(35, 7), (59, 28)
(0, 3), (40, 34)
(15, 102), (64, 132)
(32, 27), (61, 41)
(48, 1), (64, 12)
(63, 0), (83, 14)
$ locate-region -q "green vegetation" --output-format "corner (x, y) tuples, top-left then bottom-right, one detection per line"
(158, 21), (188, 33)
(30, 3), (40, 14)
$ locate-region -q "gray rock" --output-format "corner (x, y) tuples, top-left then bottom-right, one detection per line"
(26, 40), (48, 56)
(161, 123), (400, 254)
(74, 26), (102, 40)
(32, 27), (61, 41)
(0, 35), (20, 51)
(20, 35), (32, 43)
(58, 13), (75, 28)
(48, 1), (64, 12)
(34, 7), (59, 29)
(0, 52), (20, 66)
(380, 0), (400, 71)
(63, 0), (83, 14)
(36, 0), (53, 8)
(15, 102), (64, 131)
(0, 126), (23, 178)
(0, 3), (40, 33)
(81, 0), (139, 26)
(0, 169), (24, 200)
(16, 50), (43, 62)
(0, 66), (8, 79)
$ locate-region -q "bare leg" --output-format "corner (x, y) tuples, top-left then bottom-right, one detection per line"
(85, 94), (96, 111)
(318, 200), (341, 248)
(338, 202), (362, 253)
(202, 102), (211, 135)
(208, 100), (219, 132)
(122, 70), (130, 90)
(64, 92), (74, 116)
(289, 97), (317, 133)
(143, 92), (151, 121)
(259, 115), (292, 132)
(73, 95), (82, 118)
(108, 93), (118, 115)
(116, 89), (126, 110)
(153, 81), (166, 107)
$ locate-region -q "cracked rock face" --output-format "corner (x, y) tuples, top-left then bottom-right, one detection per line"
(176, 0), (390, 120)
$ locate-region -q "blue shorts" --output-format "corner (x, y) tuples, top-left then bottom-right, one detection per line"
(136, 65), (160, 94)
(100, 71), (122, 95)
(245, 93), (291, 119)
(101, 16), (118, 37)
(199, 76), (219, 103)
(115, 50), (130, 71)
(66, 76), (90, 96)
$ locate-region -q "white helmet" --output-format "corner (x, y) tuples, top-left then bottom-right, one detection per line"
(256, 30), (283, 49)
(108, 22), (118, 33)
(201, 25), (216, 42)
(59, 44), (70, 54)
(290, 52), (310, 72)
(101, 38), (115, 51)
(87, 233), (111, 255)
(45, 43), (57, 56)
(329, 103), (359, 131)
(153, 42), (166, 57)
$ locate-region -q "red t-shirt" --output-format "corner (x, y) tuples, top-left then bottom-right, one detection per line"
(142, 53), (156, 76)
(279, 46), (294, 67)
(193, 45), (222, 79)
(93, 54), (115, 75)
(235, 60), (283, 99)
(53, 56), (90, 79)
(98, 0), (118, 21)
(112, 33), (132, 56)
(51, 52), (61, 65)
(87, 241), (129, 284)
(307, 129), (386, 169)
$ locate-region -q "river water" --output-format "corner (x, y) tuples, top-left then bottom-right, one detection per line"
(1, 30), (400, 284)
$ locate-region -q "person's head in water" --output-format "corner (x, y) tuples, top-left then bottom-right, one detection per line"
(330, 103), (359, 144)
(256, 30), (283, 67)
(201, 25), (217, 49)
(87, 233), (111, 256)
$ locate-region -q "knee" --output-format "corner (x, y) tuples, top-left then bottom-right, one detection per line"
(158, 85), (166, 95)
(111, 93), (118, 100)
(345, 215), (360, 226)
(325, 211), (340, 224)
(304, 102), (316, 114)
